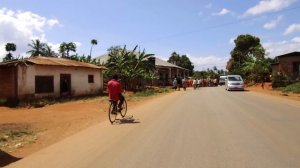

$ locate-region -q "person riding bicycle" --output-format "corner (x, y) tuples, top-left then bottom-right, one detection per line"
(107, 74), (124, 113)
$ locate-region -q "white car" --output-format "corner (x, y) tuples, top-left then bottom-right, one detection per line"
(225, 75), (244, 91)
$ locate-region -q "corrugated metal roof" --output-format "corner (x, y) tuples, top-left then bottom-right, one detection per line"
(276, 52), (300, 58)
(95, 54), (187, 70)
(0, 56), (106, 69)
(154, 57), (186, 69)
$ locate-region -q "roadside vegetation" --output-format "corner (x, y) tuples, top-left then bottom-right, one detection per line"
(277, 82), (300, 94)
(0, 123), (37, 153)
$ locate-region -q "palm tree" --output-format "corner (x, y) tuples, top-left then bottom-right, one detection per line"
(27, 39), (46, 57)
(59, 42), (76, 58)
(43, 44), (57, 57)
(4, 43), (16, 61)
(89, 39), (98, 57)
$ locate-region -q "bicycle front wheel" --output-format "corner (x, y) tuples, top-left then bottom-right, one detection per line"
(108, 102), (117, 124)
(120, 99), (127, 118)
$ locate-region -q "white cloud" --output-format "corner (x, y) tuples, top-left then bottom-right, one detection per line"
(188, 54), (228, 70)
(263, 39), (300, 57)
(263, 15), (283, 29)
(244, 0), (296, 16)
(213, 8), (230, 16)
(291, 37), (300, 43)
(0, 8), (60, 59)
(284, 24), (300, 35)
(157, 54), (228, 70)
(47, 19), (60, 27)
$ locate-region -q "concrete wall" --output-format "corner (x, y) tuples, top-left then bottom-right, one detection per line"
(17, 65), (103, 99)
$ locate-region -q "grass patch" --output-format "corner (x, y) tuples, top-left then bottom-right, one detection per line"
(278, 82), (300, 94)
(133, 88), (172, 97)
(0, 123), (37, 152)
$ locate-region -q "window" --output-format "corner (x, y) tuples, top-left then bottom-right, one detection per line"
(88, 75), (94, 83)
(293, 62), (300, 73)
(35, 76), (54, 93)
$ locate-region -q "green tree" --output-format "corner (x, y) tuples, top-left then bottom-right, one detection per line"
(105, 45), (156, 91)
(3, 43), (16, 61)
(43, 44), (57, 57)
(27, 39), (46, 57)
(168, 52), (194, 75)
(227, 34), (265, 76)
(89, 39), (98, 57)
(242, 57), (271, 82)
(59, 42), (77, 58)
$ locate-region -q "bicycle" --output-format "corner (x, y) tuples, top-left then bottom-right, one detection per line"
(108, 98), (127, 124)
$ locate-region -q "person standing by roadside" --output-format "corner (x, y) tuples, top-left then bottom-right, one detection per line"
(192, 79), (197, 90)
(182, 78), (187, 91)
(173, 78), (177, 90)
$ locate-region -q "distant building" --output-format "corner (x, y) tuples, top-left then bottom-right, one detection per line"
(271, 52), (300, 79)
(95, 54), (189, 86)
(0, 56), (106, 101)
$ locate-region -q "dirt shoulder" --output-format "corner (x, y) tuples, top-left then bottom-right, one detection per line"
(245, 82), (300, 102)
(0, 91), (171, 162)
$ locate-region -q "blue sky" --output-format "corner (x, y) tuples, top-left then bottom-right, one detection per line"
(1, 0), (300, 70)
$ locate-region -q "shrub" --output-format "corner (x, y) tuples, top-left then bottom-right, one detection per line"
(281, 82), (300, 94)
(271, 73), (293, 88)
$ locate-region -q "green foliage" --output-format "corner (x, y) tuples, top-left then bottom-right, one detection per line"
(90, 39), (98, 57)
(3, 43), (17, 62)
(168, 52), (194, 75)
(193, 67), (227, 79)
(105, 45), (156, 90)
(242, 57), (271, 82)
(132, 88), (171, 97)
(43, 44), (58, 57)
(280, 82), (300, 94)
(227, 34), (267, 77)
(59, 42), (77, 57)
(271, 73), (293, 88)
(27, 39), (47, 57)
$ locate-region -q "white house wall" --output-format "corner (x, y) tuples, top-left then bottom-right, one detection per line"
(17, 65), (103, 99)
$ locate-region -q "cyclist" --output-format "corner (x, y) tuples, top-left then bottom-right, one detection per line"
(107, 74), (124, 114)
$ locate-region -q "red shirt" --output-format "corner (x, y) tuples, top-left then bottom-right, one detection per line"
(107, 79), (123, 101)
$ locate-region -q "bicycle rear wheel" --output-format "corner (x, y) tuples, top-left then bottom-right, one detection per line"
(120, 99), (127, 118)
(108, 102), (117, 124)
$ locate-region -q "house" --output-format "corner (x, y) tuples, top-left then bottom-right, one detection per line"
(0, 56), (106, 102)
(271, 52), (300, 79)
(153, 57), (189, 86)
(96, 54), (189, 86)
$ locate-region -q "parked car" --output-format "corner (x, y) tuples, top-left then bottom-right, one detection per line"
(225, 75), (244, 91)
(219, 76), (227, 86)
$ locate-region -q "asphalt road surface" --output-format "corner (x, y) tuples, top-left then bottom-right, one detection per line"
(7, 87), (300, 168)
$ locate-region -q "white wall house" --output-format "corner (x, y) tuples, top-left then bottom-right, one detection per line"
(0, 56), (106, 100)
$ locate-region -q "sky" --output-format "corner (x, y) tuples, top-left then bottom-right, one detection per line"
(0, 0), (300, 70)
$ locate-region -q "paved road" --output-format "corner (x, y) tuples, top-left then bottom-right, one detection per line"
(7, 87), (300, 168)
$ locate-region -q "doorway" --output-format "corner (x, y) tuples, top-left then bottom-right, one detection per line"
(60, 74), (71, 97)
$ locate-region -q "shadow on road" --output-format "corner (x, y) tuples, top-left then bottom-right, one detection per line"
(114, 115), (140, 125)
(0, 150), (22, 167)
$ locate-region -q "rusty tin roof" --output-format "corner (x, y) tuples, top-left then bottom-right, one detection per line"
(0, 56), (106, 69)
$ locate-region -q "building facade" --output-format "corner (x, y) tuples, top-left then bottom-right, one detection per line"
(0, 56), (105, 101)
(271, 52), (300, 79)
